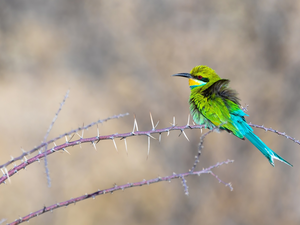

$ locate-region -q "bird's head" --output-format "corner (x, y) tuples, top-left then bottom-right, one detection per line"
(173, 65), (221, 89)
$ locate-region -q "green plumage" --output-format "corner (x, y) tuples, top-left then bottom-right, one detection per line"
(173, 65), (292, 167)
(190, 79), (245, 138)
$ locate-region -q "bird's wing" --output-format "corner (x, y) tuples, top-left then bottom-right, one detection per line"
(196, 79), (246, 139)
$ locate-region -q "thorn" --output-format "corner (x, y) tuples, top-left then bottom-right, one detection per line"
(65, 135), (68, 143)
(147, 136), (150, 158)
(97, 124), (100, 138)
(23, 156), (28, 163)
(10, 155), (14, 161)
(132, 114), (137, 134)
(242, 104), (249, 112)
(192, 121), (195, 125)
(53, 142), (57, 147)
(201, 128), (202, 133)
(63, 148), (71, 155)
(159, 133), (162, 143)
(92, 141), (97, 150)
(182, 130), (190, 142)
(4, 167), (11, 183)
(81, 128), (84, 138)
(124, 139), (128, 155)
(187, 114), (190, 126)
(112, 139), (118, 152)
(134, 115), (139, 131)
(171, 116), (175, 126)
(178, 130), (182, 137)
(150, 112), (155, 130)
(68, 133), (75, 142)
(167, 129), (170, 136)
(154, 121), (159, 129)
(147, 133), (156, 140)
(76, 132), (83, 139)
(21, 148), (26, 153)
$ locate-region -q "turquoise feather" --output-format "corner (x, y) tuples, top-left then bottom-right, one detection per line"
(231, 112), (292, 167)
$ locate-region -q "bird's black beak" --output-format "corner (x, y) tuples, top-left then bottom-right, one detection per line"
(172, 73), (193, 79)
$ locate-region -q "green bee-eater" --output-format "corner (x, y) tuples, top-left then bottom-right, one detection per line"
(173, 65), (292, 167)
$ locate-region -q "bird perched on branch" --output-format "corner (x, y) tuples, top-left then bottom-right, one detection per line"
(173, 65), (292, 167)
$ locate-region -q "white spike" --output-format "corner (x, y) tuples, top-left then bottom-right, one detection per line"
(147, 136), (150, 157)
(187, 114), (190, 126)
(124, 139), (128, 155)
(182, 130), (190, 142)
(97, 124), (100, 138)
(134, 117), (139, 131)
(65, 135), (68, 143)
(112, 139), (118, 152)
(154, 121), (159, 129)
(173, 116), (175, 126)
(81, 129), (84, 138)
(132, 117), (136, 134)
(92, 141), (97, 150)
(4, 167), (11, 183)
(150, 112), (155, 130)
(159, 133), (162, 143)
(148, 134), (156, 140)
(76, 132), (83, 139)
(63, 148), (71, 155)
(167, 129), (170, 136)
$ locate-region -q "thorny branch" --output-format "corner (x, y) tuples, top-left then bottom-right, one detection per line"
(190, 129), (213, 173)
(248, 123), (300, 145)
(1, 118), (299, 185)
(1, 109), (299, 224)
(7, 160), (234, 225)
(0, 123), (205, 184)
(0, 113), (129, 170)
(43, 90), (69, 187)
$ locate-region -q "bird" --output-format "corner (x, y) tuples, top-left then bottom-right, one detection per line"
(173, 65), (292, 167)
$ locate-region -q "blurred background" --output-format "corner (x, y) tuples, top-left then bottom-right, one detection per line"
(0, 0), (300, 224)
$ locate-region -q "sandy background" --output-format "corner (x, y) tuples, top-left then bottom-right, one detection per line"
(0, 1), (300, 224)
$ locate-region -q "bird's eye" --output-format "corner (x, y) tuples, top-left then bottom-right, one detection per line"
(196, 76), (203, 80)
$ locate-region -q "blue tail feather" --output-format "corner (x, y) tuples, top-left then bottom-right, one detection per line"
(230, 114), (292, 167)
(244, 130), (292, 167)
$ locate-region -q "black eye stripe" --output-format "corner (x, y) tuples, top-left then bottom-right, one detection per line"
(195, 76), (209, 82)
